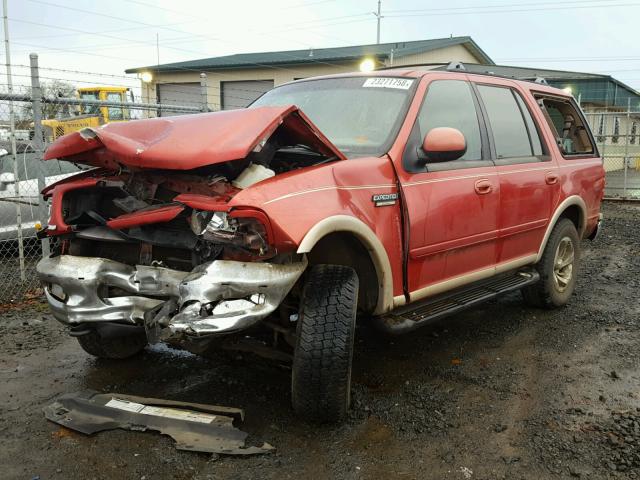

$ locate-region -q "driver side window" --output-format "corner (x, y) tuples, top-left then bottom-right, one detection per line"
(417, 80), (482, 161)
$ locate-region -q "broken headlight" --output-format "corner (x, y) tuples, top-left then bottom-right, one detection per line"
(190, 210), (269, 254)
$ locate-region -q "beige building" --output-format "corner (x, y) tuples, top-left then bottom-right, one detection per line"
(125, 36), (493, 113)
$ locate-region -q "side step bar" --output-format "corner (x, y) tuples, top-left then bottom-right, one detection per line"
(375, 269), (540, 335)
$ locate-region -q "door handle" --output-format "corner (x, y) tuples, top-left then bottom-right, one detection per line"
(474, 179), (493, 195)
(545, 172), (559, 185)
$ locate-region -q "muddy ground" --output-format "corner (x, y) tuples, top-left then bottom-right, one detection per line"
(1, 202), (639, 480)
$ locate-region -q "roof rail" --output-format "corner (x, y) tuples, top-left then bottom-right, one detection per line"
(446, 61), (466, 72)
(534, 77), (548, 85)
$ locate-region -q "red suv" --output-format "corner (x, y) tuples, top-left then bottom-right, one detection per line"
(37, 65), (605, 422)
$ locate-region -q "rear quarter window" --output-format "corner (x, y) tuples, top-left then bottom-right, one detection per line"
(534, 95), (596, 157)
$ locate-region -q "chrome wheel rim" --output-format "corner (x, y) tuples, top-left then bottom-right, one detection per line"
(553, 236), (574, 292)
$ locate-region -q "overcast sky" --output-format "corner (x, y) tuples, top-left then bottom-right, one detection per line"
(3, 0), (640, 92)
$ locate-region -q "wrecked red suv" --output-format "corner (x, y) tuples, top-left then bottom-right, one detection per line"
(38, 68), (604, 422)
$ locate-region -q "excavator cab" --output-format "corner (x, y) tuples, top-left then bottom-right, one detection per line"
(40, 87), (132, 142)
(77, 87), (131, 123)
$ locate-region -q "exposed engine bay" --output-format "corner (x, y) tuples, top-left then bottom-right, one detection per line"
(37, 106), (343, 345)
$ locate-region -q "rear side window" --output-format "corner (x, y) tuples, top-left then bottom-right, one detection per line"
(477, 85), (533, 158)
(513, 92), (544, 156)
(535, 95), (595, 156)
(417, 80), (482, 161)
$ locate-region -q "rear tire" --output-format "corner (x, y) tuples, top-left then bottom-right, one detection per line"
(292, 265), (358, 423)
(523, 218), (580, 308)
(76, 330), (147, 359)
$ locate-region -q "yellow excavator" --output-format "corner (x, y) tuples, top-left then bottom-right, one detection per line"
(41, 86), (132, 142)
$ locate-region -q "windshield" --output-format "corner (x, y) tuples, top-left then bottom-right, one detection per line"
(251, 76), (416, 156)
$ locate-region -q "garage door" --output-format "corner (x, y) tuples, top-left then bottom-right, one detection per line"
(157, 83), (200, 116)
(221, 80), (274, 110)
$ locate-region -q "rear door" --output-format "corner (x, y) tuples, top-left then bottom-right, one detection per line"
(472, 79), (558, 265)
(397, 77), (500, 300)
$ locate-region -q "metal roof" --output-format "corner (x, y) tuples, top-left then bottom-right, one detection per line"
(433, 63), (640, 109)
(125, 36), (494, 74)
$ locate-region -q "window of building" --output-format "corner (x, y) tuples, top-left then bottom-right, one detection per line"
(417, 80), (482, 161)
(612, 116), (620, 144)
(477, 85), (532, 158)
(535, 95), (596, 156)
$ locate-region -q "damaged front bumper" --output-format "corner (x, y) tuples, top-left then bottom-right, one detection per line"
(36, 255), (306, 337)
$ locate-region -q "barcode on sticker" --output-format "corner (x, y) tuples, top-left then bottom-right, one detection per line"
(105, 398), (216, 424)
(363, 78), (414, 89)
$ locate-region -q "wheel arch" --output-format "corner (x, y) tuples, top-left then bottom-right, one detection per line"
(297, 215), (394, 315)
(536, 195), (587, 262)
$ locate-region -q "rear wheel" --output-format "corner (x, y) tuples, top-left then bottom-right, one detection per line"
(523, 218), (580, 308)
(292, 264), (358, 423)
(76, 330), (147, 359)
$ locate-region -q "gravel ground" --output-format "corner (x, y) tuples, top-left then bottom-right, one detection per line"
(1, 202), (640, 480)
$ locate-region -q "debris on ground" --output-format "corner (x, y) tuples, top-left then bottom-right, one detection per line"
(43, 391), (274, 455)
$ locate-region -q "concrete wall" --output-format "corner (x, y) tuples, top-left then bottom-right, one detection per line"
(141, 44), (484, 111)
(389, 44), (479, 67)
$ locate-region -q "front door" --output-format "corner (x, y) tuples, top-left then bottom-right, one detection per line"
(397, 78), (500, 301)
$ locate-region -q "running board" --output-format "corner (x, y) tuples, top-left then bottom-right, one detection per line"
(375, 269), (540, 334)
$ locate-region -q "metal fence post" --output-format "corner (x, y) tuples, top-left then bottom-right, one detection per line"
(30, 53), (49, 257)
(3, 0), (25, 281)
(200, 73), (208, 112)
(623, 98), (630, 198)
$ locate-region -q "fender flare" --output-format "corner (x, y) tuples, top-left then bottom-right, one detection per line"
(297, 215), (394, 315)
(536, 195), (587, 262)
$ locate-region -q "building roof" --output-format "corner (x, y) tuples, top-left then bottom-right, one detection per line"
(433, 63), (640, 109)
(125, 36), (494, 74)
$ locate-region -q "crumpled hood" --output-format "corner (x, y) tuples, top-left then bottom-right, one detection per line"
(43, 105), (345, 170)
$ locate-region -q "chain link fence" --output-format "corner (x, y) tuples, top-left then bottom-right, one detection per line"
(0, 54), (207, 303)
(583, 110), (640, 199)
(0, 54), (638, 302)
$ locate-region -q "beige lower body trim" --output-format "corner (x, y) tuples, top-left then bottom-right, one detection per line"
(296, 215), (395, 315)
(394, 254), (538, 308)
(536, 195), (587, 262)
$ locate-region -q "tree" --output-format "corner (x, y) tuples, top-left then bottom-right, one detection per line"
(21, 80), (77, 120)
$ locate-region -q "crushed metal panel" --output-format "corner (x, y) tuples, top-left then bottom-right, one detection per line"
(43, 391), (274, 455)
(43, 105), (345, 170)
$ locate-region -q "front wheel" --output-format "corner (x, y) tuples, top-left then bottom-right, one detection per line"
(291, 265), (358, 423)
(523, 218), (580, 308)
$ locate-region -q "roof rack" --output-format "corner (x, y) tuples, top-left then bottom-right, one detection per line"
(378, 61), (551, 87)
(446, 61), (466, 71)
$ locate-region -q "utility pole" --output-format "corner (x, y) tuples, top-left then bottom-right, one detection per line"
(373, 0), (382, 44)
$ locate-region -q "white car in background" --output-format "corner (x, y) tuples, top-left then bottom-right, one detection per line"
(0, 147), (80, 241)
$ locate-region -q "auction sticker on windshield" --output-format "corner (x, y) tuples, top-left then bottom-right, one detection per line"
(363, 78), (414, 89)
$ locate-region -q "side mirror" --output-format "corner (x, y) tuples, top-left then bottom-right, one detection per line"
(422, 127), (467, 162)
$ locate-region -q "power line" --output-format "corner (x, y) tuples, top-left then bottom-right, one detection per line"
(384, 0), (623, 14)
(384, 1), (640, 17)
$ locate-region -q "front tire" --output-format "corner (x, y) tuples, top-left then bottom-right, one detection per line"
(523, 218), (580, 308)
(76, 330), (147, 359)
(292, 265), (358, 423)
